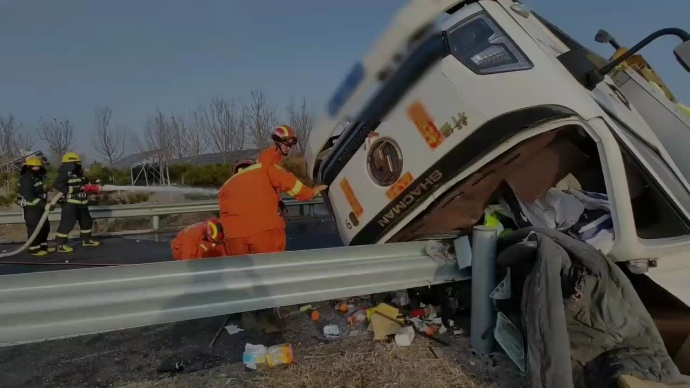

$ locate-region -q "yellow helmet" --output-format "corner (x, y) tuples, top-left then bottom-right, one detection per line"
(24, 156), (44, 167)
(62, 152), (81, 163)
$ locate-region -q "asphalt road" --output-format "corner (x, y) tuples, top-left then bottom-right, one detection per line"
(0, 218), (342, 276)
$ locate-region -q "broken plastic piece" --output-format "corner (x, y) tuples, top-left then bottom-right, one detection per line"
(395, 326), (415, 347)
(490, 268), (512, 300)
(323, 324), (341, 338)
(425, 240), (456, 262)
(224, 324), (244, 335)
(266, 344), (294, 367)
(243, 344), (267, 370)
(494, 312), (525, 373)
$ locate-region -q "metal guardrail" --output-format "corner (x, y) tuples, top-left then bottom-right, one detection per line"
(0, 197), (324, 226)
(0, 241), (469, 346)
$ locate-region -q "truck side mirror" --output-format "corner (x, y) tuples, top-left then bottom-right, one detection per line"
(674, 41), (690, 72)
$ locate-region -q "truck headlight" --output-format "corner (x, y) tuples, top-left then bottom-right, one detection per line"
(446, 11), (532, 74)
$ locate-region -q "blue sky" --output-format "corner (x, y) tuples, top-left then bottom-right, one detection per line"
(0, 0), (688, 159)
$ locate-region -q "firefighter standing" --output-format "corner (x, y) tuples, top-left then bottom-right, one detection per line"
(18, 156), (54, 256)
(257, 125), (298, 215)
(53, 152), (100, 252)
(170, 218), (227, 260)
(219, 160), (327, 255)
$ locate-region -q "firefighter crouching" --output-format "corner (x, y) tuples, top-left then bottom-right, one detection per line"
(171, 218), (227, 260)
(53, 152), (100, 252)
(257, 125), (299, 216)
(17, 156), (54, 256)
(219, 160), (327, 255)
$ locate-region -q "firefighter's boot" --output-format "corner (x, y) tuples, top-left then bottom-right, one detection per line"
(58, 245), (74, 253)
(83, 240), (100, 247)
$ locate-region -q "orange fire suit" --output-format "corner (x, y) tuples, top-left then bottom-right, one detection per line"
(171, 222), (227, 260)
(219, 162), (315, 255)
(257, 146), (283, 166)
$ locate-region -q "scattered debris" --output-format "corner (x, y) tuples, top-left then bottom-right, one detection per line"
(394, 326), (415, 347)
(224, 324), (244, 336)
(299, 305), (313, 313)
(266, 344), (294, 367)
(243, 344), (267, 370)
(347, 309), (367, 326)
(391, 290), (410, 307)
(310, 310), (320, 322)
(425, 240), (456, 262)
(323, 324), (341, 338)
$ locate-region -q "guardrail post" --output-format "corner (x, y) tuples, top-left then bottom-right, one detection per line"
(152, 216), (160, 242)
(309, 204), (315, 217)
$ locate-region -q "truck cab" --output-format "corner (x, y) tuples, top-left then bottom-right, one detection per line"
(305, 0), (690, 305)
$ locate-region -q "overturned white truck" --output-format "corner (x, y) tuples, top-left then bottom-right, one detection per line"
(305, 0), (690, 307)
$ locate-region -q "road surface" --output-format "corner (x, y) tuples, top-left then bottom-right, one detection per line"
(0, 218), (342, 275)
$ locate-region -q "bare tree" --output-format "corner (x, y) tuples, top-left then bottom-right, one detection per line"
(245, 90), (278, 150)
(37, 117), (74, 160)
(184, 110), (205, 156)
(92, 106), (126, 165)
(143, 110), (172, 162)
(197, 96), (246, 161)
(0, 114), (34, 157)
(168, 113), (189, 159)
(286, 96), (314, 156)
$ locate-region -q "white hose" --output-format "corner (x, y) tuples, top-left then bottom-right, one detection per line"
(0, 193), (64, 259)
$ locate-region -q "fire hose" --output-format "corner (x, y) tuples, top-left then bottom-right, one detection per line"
(0, 193), (64, 259)
(0, 184), (105, 261)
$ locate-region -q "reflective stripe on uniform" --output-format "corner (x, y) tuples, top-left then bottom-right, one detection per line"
(34, 181), (44, 187)
(68, 178), (82, 183)
(80, 229), (92, 234)
(26, 198), (41, 206)
(287, 180), (304, 196)
(68, 187), (76, 194)
(67, 199), (88, 205)
(56, 233), (69, 238)
(224, 163), (263, 184)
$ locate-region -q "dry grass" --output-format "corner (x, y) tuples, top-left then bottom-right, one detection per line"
(234, 338), (504, 388)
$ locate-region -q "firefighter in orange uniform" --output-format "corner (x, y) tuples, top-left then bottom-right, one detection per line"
(257, 125), (297, 166)
(171, 218), (227, 260)
(219, 160), (327, 255)
(257, 125), (299, 216)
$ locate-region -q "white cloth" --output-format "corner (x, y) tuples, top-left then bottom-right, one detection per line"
(516, 189), (584, 231)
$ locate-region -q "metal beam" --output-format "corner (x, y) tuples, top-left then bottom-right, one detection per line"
(0, 241), (469, 346)
(0, 197), (324, 225)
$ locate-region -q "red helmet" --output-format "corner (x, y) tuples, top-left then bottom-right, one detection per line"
(271, 125), (297, 146)
(204, 218), (224, 243)
(233, 160), (255, 175)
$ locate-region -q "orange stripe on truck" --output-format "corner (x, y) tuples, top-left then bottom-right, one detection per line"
(386, 172), (414, 200)
(407, 101), (444, 149)
(340, 178), (364, 217)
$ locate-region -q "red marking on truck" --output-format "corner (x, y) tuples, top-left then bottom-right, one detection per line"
(340, 178), (364, 217)
(407, 101), (444, 149)
(386, 172), (414, 200)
